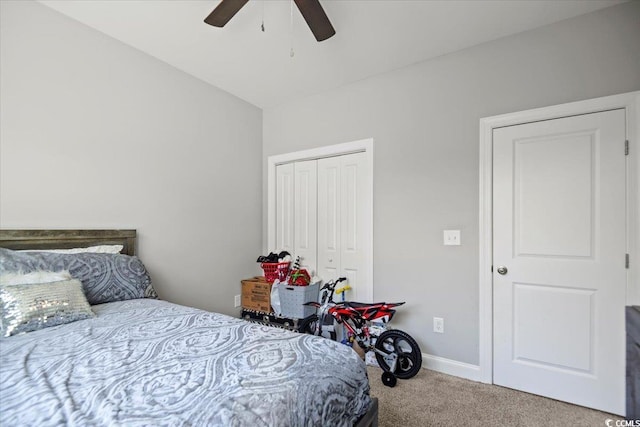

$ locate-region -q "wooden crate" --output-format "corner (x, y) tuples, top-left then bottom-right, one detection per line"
(241, 277), (273, 313)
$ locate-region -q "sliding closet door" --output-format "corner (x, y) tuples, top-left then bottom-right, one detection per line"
(270, 142), (374, 302)
(275, 163), (294, 254)
(294, 160), (317, 275)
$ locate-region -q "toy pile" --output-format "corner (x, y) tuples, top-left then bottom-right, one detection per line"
(251, 253), (321, 319)
(255, 253), (311, 286)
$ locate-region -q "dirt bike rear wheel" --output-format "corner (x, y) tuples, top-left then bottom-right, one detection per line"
(374, 329), (422, 379)
(298, 314), (337, 341)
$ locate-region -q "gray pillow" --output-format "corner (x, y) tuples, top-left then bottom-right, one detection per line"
(0, 248), (157, 305)
(0, 279), (95, 337)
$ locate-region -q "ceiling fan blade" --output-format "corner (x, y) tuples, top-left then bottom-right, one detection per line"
(293, 0), (336, 42)
(204, 0), (249, 27)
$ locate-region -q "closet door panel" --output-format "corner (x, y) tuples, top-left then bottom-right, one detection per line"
(317, 157), (341, 282)
(340, 152), (371, 301)
(275, 163), (294, 253)
(294, 160), (318, 275)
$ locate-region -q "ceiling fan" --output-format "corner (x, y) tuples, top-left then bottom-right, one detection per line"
(204, 0), (336, 42)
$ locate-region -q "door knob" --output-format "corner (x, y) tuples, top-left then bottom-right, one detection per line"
(496, 266), (508, 275)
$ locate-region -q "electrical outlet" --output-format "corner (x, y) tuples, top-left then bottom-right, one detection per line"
(443, 230), (461, 246)
(433, 317), (444, 333)
(234, 294), (241, 308)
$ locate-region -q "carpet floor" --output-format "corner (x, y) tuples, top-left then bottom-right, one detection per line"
(366, 366), (619, 427)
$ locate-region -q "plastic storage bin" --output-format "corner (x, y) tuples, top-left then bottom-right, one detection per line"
(278, 282), (320, 319)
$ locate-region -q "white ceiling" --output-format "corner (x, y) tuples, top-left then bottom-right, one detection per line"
(39, 0), (625, 109)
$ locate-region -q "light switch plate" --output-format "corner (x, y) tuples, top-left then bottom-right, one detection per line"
(443, 230), (461, 246)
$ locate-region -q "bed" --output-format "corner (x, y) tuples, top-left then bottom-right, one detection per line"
(0, 229), (378, 427)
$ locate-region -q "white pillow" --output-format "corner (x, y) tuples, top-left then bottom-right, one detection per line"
(19, 244), (123, 254)
(0, 270), (73, 286)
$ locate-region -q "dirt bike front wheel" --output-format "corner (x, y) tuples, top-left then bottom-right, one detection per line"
(298, 314), (337, 341)
(374, 329), (422, 379)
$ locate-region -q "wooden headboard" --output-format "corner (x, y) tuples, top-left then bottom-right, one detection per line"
(0, 230), (137, 256)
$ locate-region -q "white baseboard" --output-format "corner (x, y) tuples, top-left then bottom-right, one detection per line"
(421, 353), (481, 382)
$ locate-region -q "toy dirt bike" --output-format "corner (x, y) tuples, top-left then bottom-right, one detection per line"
(299, 277), (422, 387)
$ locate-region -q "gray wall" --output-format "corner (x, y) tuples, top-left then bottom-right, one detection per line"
(0, 0), (263, 316)
(263, 2), (640, 365)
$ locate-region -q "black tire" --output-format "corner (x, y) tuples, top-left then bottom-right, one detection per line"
(374, 329), (422, 379)
(298, 314), (337, 341)
(381, 371), (397, 387)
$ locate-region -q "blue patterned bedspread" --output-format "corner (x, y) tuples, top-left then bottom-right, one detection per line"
(0, 299), (372, 426)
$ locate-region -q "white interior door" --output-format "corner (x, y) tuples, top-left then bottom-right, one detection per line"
(492, 109), (626, 415)
(294, 160), (317, 275)
(275, 163), (294, 254)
